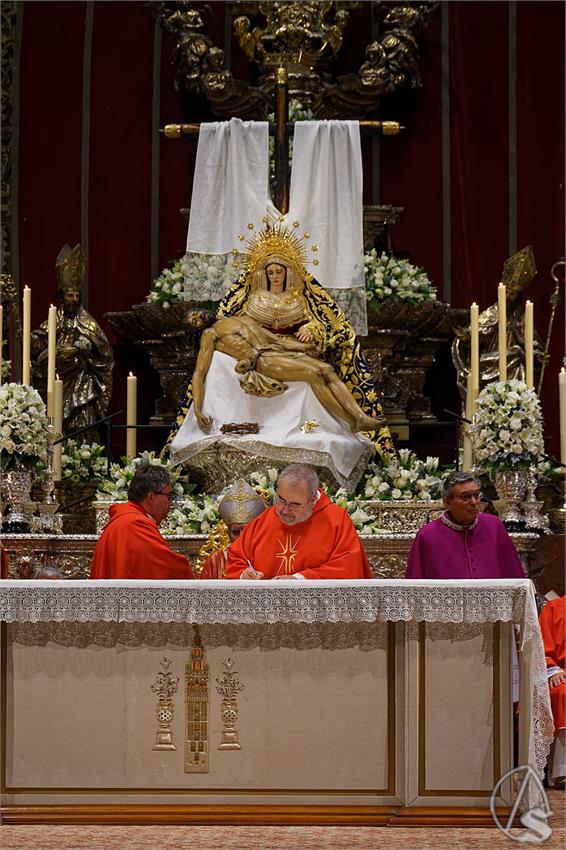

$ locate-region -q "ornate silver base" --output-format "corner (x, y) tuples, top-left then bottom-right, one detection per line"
(0, 470), (33, 531)
(493, 470), (527, 526)
(522, 500), (550, 532)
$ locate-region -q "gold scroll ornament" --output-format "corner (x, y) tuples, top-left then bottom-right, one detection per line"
(216, 658), (245, 750)
(150, 657), (179, 751)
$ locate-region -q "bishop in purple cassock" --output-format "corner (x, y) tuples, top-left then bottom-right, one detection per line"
(406, 471), (524, 580)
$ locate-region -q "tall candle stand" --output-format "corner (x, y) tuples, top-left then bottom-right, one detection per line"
(522, 466), (549, 532)
(36, 418), (63, 534)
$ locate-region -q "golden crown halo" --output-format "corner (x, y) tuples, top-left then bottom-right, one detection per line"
(235, 219), (317, 282)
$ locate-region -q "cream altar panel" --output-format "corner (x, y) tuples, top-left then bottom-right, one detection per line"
(5, 635), (391, 793)
(405, 622), (513, 804)
(0, 579), (553, 823)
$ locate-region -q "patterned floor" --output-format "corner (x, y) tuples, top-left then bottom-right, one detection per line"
(1, 791), (564, 850)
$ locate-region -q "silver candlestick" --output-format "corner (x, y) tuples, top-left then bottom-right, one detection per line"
(522, 466), (550, 532)
(40, 418), (62, 533)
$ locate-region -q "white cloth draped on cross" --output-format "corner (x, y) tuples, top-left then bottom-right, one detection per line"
(184, 117), (367, 334)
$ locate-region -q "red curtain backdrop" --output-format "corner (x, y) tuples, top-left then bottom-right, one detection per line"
(449, 2), (510, 310)
(14, 1), (565, 456)
(516, 2), (565, 455)
(18, 0), (86, 328)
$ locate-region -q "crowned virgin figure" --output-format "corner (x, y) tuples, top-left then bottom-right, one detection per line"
(166, 223), (394, 492)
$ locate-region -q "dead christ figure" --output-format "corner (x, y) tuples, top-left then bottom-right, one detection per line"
(191, 314), (386, 435)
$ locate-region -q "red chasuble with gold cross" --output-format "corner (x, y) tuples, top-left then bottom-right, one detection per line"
(225, 491), (372, 580)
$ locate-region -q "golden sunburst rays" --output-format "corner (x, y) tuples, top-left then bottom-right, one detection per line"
(239, 220), (314, 280)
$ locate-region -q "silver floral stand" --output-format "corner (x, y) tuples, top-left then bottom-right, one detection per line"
(493, 470), (527, 527)
(0, 470), (34, 531)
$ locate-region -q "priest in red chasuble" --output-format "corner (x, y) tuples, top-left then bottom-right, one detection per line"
(225, 465), (372, 580)
(90, 464), (193, 580)
(539, 596), (566, 787)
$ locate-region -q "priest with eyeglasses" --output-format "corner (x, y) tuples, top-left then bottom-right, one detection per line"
(90, 464), (194, 580)
(405, 470), (524, 579)
(225, 464), (373, 580)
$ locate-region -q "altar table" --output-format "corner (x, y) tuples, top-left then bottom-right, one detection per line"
(0, 579), (553, 825)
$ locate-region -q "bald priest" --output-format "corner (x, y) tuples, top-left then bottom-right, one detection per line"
(225, 464), (373, 580)
(90, 464), (194, 580)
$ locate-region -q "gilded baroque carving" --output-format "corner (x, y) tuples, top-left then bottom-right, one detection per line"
(365, 500), (444, 533)
(153, 1), (438, 119)
(185, 627), (210, 772)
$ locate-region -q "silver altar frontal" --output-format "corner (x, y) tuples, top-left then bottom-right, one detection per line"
(1, 531), (539, 581)
(0, 578), (552, 826)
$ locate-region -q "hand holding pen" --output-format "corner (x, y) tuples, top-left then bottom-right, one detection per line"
(240, 560), (264, 580)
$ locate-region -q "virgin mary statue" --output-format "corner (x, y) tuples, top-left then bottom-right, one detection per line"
(166, 223), (394, 492)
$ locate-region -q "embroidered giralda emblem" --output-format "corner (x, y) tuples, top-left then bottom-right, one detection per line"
(275, 534), (300, 575)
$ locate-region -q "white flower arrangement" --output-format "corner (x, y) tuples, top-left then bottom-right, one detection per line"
(472, 379), (544, 473)
(147, 258), (188, 308)
(364, 250), (436, 311)
(182, 252), (243, 302)
(96, 451), (192, 502)
(361, 449), (449, 502)
(0, 382), (48, 471)
(330, 488), (384, 533)
(61, 440), (107, 484)
(247, 467), (279, 500)
(147, 253), (243, 308)
(95, 457), (401, 535)
(164, 494), (220, 536)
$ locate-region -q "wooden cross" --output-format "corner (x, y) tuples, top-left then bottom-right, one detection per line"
(161, 68), (399, 214)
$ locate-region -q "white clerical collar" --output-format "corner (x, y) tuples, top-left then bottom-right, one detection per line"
(441, 510), (478, 533)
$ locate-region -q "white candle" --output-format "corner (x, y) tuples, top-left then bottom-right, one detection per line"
(463, 374), (473, 471)
(47, 304), (57, 418)
(53, 375), (63, 480)
(470, 303), (480, 409)
(22, 285), (31, 385)
(560, 368), (566, 467)
(126, 372), (137, 459)
(525, 300), (534, 389)
(498, 282), (507, 381)
(0, 304), (3, 385)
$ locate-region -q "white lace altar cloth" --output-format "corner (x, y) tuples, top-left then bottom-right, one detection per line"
(0, 578), (553, 782)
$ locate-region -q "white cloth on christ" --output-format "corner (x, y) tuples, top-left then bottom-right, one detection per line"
(169, 351), (374, 492)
